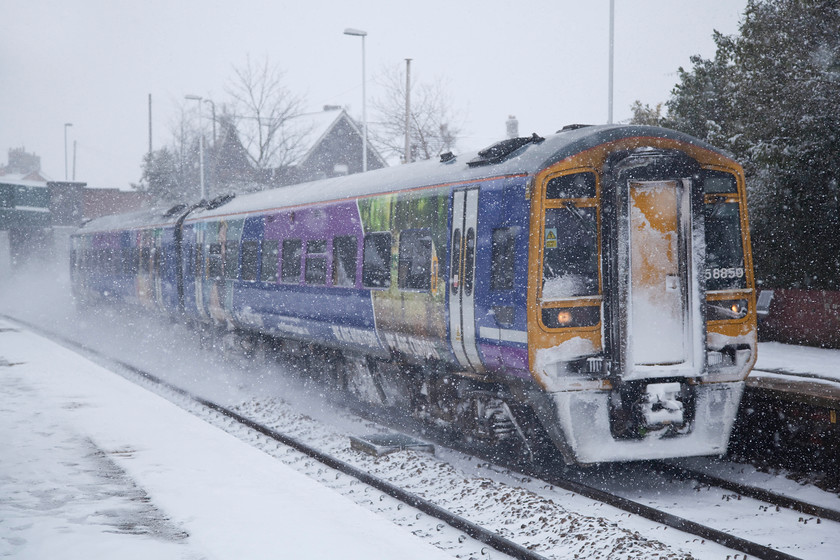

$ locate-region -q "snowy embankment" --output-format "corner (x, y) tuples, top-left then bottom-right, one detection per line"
(0, 320), (454, 560)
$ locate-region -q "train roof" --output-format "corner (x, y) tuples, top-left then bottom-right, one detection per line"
(78, 124), (731, 233)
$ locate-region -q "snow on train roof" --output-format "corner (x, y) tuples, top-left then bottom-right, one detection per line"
(79, 124), (726, 232)
(76, 206), (181, 233)
(191, 124), (725, 221)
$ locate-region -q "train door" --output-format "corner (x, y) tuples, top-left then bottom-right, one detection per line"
(448, 188), (484, 371)
(609, 150), (704, 381)
(628, 181), (690, 365)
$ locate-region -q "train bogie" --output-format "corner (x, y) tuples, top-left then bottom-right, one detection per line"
(71, 124), (757, 465)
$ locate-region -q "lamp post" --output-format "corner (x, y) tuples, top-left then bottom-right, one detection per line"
(64, 122), (73, 181)
(204, 98), (216, 195)
(185, 94), (205, 199)
(608, 0), (615, 124)
(204, 98), (216, 150)
(344, 27), (368, 172)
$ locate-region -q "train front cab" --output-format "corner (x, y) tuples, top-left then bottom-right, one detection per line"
(527, 137), (757, 465)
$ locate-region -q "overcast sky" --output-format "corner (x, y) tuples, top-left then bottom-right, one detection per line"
(1, 0), (747, 190)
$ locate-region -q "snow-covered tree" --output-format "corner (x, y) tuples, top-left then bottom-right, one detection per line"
(665, 0), (840, 289)
(136, 147), (186, 204)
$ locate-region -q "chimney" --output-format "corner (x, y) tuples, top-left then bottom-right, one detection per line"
(506, 115), (519, 139)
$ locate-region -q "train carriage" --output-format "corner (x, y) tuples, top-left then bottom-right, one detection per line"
(71, 124), (757, 465)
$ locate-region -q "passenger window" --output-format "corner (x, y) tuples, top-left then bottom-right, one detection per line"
(546, 172), (597, 199)
(362, 232), (392, 288)
(121, 247), (132, 275)
(194, 244), (204, 278)
(332, 236), (358, 287)
(305, 239), (327, 285)
(491, 228), (516, 290)
(208, 243), (222, 280)
(281, 239), (302, 283)
(260, 240), (279, 283)
(224, 242), (239, 279)
(398, 230), (432, 291)
(240, 240), (259, 282)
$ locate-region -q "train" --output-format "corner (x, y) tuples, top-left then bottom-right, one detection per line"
(70, 124), (758, 465)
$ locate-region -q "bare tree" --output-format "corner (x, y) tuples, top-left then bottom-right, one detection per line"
(372, 63), (461, 162)
(225, 55), (308, 170)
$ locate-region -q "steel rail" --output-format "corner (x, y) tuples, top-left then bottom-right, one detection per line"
(655, 461), (840, 524)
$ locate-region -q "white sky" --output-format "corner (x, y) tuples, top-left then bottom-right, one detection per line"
(1, 0), (746, 189)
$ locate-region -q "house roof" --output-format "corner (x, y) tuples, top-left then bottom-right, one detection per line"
(0, 173), (48, 188)
(286, 107), (387, 168)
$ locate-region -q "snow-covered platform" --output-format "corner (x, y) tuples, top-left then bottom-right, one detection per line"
(0, 319), (453, 559)
(750, 342), (840, 407)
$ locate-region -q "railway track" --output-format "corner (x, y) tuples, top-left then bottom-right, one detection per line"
(7, 312), (840, 559)
(655, 461), (840, 525)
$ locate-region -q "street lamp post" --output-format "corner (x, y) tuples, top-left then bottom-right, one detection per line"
(185, 95), (205, 200)
(344, 27), (368, 172)
(204, 99), (216, 150)
(64, 123), (73, 181)
(608, 0), (615, 124)
(204, 99), (216, 195)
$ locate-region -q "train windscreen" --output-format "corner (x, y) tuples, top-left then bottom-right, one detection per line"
(704, 200), (747, 291)
(542, 205), (599, 299)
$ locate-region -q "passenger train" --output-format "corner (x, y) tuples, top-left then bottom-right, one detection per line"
(71, 124), (757, 465)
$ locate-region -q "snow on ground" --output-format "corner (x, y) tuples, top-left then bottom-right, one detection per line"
(0, 320), (454, 560)
(754, 340), (840, 380)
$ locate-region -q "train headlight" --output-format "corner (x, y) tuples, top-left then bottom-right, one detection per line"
(707, 299), (748, 321)
(556, 310), (573, 325)
(541, 305), (600, 329)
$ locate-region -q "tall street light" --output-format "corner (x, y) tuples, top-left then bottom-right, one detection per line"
(204, 98), (216, 195)
(344, 27), (368, 172)
(64, 122), (73, 181)
(185, 94), (205, 200)
(608, 0), (615, 124)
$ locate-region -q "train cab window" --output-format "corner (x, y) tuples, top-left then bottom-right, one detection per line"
(224, 242), (240, 279)
(362, 232), (392, 289)
(260, 240), (279, 283)
(705, 199), (747, 291)
(304, 239), (328, 285)
(398, 230), (432, 291)
(281, 239), (303, 283)
(240, 240), (259, 282)
(703, 170), (737, 194)
(333, 235), (358, 287)
(491, 228), (516, 290)
(208, 243), (223, 280)
(542, 206), (599, 299)
(702, 170), (746, 291)
(546, 172), (596, 199)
